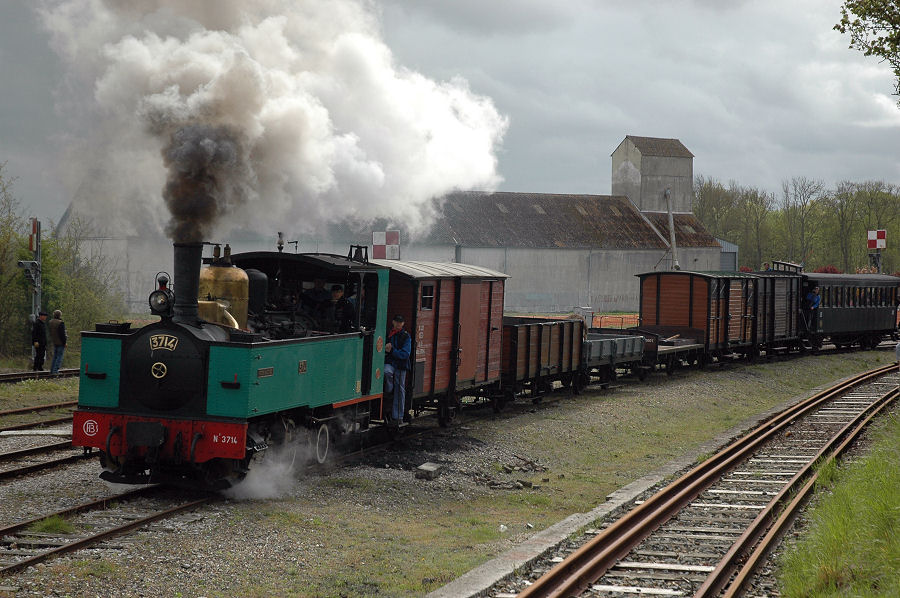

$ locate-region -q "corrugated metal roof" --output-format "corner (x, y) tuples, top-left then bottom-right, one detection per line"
(642, 212), (721, 248)
(625, 135), (694, 158)
(425, 191), (669, 249)
(370, 259), (509, 280)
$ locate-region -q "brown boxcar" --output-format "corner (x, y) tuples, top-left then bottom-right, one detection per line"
(501, 316), (584, 397)
(753, 272), (803, 353)
(638, 271), (757, 356)
(374, 259), (507, 425)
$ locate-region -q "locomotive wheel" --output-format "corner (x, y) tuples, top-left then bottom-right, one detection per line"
(313, 424), (329, 464)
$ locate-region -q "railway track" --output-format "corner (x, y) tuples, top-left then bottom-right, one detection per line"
(500, 363), (899, 598)
(0, 369), (78, 384)
(0, 486), (214, 575)
(0, 445), (91, 481)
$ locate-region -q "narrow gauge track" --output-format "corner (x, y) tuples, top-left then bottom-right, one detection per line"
(0, 416), (73, 434)
(0, 486), (214, 575)
(0, 400), (77, 418)
(0, 445), (90, 481)
(0, 369), (78, 384)
(509, 363), (899, 598)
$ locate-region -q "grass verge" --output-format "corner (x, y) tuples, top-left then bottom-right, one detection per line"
(777, 413), (900, 597)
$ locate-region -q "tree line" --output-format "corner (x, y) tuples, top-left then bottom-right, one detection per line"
(0, 163), (124, 358)
(693, 175), (899, 275)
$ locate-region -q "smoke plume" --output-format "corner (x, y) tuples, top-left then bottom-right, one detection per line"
(38, 0), (508, 241)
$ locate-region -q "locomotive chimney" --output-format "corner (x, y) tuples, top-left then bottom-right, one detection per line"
(173, 242), (203, 325)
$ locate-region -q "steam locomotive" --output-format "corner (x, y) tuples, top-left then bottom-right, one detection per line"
(71, 243), (899, 489)
(72, 242), (393, 487)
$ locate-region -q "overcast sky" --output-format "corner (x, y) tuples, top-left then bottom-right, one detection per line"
(2, 0), (899, 225)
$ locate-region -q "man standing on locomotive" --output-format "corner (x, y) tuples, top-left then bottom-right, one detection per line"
(384, 314), (411, 424)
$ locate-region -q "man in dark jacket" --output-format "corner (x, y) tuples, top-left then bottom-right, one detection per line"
(318, 284), (354, 333)
(31, 311), (48, 371)
(48, 310), (67, 374)
(384, 314), (411, 423)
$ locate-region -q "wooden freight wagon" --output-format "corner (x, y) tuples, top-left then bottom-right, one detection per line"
(501, 317), (584, 399)
(373, 260), (507, 426)
(753, 272), (803, 354)
(638, 271), (757, 359)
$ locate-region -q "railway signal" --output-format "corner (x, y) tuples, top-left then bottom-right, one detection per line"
(867, 229), (886, 273)
(18, 217), (42, 326)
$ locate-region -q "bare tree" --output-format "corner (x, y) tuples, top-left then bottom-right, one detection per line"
(823, 181), (861, 272)
(780, 177), (825, 264)
(694, 175), (738, 239)
(735, 186), (773, 269)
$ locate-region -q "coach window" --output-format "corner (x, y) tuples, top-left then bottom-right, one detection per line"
(823, 286), (831, 307)
(421, 284), (435, 310)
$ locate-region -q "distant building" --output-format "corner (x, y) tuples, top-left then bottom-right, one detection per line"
(612, 135), (694, 213)
(716, 237), (739, 271)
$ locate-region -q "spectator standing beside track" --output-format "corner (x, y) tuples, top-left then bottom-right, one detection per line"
(31, 311), (48, 371)
(384, 314), (411, 424)
(48, 310), (67, 374)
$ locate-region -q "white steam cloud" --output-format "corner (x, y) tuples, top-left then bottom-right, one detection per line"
(39, 0), (507, 240)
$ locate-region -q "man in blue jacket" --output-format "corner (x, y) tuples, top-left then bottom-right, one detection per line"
(384, 314), (411, 424)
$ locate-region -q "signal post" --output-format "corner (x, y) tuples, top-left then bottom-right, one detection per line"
(17, 218), (42, 359)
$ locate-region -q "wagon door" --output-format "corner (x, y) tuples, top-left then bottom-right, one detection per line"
(455, 281), (481, 386)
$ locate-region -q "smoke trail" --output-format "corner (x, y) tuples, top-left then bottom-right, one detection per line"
(161, 125), (246, 242)
(38, 0), (508, 240)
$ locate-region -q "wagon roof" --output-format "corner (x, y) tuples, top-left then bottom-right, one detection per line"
(370, 259), (509, 280)
(636, 270), (759, 279)
(803, 272), (900, 285)
(230, 251), (386, 272)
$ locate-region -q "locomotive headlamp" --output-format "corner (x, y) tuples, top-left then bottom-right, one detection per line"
(149, 290), (172, 312)
(149, 273), (175, 316)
